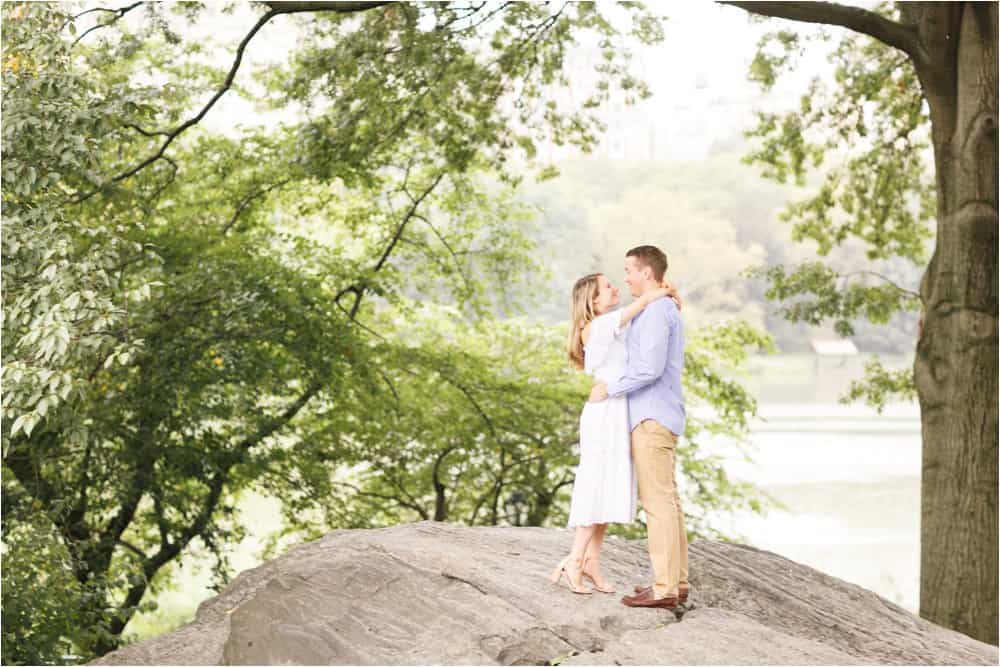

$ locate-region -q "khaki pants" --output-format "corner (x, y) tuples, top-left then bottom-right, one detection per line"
(632, 419), (689, 599)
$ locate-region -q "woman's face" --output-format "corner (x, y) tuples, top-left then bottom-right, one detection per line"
(593, 274), (620, 315)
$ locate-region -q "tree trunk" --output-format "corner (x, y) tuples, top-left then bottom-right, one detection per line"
(718, 0), (999, 644)
(915, 2), (998, 646)
(526, 460), (554, 526)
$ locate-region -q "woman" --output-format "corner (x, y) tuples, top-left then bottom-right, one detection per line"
(550, 273), (678, 594)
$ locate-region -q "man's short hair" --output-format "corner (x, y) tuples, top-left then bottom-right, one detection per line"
(626, 245), (668, 282)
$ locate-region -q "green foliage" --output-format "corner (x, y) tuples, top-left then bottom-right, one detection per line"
(1, 3), (769, 662)
(748, 30), (802, 89)
(1, 501), (158, 665)
(516, 152), (923, 354)
(744, 262), (921, 337)
(253, 2), (666, 186)
(254, 307), (777, 548)
(2, 511), (86, 666)
(679, 321), (777, 540)
(254, 310), (586, 538)
(742, 3), (932, 405)
(1, 2), (160, 449)
(745, 26), (934, 261)
(841, 358), (917, 413)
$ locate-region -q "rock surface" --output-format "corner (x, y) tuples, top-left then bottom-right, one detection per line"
(93, 521), (998, 665)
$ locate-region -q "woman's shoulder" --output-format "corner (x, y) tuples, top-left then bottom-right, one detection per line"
(585, 310), (620, 345)
(594, 309), (621, 324)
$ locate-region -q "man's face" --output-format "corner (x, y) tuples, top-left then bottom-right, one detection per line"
(623, 257), (649, 297)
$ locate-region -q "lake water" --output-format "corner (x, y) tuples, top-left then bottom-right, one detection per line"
(703, 353), (922, 611)
(706, 401), (921, 611)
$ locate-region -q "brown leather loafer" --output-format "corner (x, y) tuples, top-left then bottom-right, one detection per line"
(633, 584), (688, 602)
(621, 588), (678, 609)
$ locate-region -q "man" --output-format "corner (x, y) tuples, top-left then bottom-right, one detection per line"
(588, 244), (688, 609)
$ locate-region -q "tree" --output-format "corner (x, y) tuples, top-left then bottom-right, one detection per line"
(257, 308), (773, 550)
(0, 3), (769, 662)
(724, 1), (998, 644)
(2, 2), (674, 660)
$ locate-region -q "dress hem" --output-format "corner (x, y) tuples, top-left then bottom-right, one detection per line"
(566, 518), (635, 528)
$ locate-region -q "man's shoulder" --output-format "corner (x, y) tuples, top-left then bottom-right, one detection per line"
(646, 295), (680, 320)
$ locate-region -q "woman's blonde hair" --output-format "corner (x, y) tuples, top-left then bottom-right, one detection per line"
(566, 273), (602, 370)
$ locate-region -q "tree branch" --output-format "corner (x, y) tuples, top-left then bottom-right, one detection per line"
(552, 475), (575, 492)
(373, 172), (445, 274)
(222, 179), (291, 234)
(107, 381), (321, 639)
(331, 480), (430, 519)
(432, 445), (456, 521)
(73, 1), (390, 203)
(3, 439), (58, 511)
(411, 212), (476, 298)
(70, 2), (141, 21)
(72, 9), (279, 203)
(840, 270), (922, 299)
(375, 368), (401, 408)
(107, 469), (221, 639)
(264, 1), (392, 12)
(447, 378), (498, 440)
(334, 171), (446, 319)
(68, 1), (143, 46)
(152, 490), (171, 550)
(122, 122), (171, 138)
(233, 382), (321, 457)
(116, 538), (148, 560)
(720, 1), (925, 63)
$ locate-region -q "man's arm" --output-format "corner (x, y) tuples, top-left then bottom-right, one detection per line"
(606, 300), (672, 398)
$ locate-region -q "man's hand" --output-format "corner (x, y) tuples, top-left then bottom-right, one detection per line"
(589, 382), (609, 403)
(661, 280), (682, 311)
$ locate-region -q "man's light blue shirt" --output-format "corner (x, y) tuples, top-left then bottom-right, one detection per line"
(606, 296), (686, 436)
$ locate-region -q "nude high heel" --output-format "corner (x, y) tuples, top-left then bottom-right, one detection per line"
(549, 556), (592, 595)
(581, 556), (615, 594)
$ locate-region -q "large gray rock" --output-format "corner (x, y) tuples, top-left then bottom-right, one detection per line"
(93, 522), (998, 665)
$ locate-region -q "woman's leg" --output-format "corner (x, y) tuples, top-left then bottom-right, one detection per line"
(584, 523), (608, 560)
(569, 525), (597, 564)
(582, 524), (614, 591)
(552, 525), (596, 592)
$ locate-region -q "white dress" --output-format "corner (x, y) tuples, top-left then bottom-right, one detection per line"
(567, 310), (637, 527)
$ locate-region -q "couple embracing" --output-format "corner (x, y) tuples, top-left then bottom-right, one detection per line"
(550, 245), (689, 610)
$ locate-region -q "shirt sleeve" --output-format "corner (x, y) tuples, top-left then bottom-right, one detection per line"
(606, 300), (672, 397)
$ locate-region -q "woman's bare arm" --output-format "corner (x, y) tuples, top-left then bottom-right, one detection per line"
(617, 284), (675, 327)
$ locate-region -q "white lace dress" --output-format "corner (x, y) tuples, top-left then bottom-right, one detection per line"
(567, 309), (637, 527)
